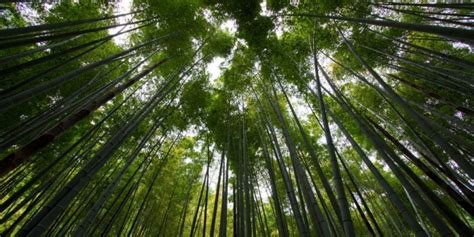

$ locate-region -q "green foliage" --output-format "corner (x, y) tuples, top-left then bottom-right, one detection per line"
(180, 72), (211, 123)
(1, 1), (472, 236)
(202, 30), (235, 60)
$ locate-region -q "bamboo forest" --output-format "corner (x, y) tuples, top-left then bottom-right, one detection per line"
(0, 0), (473, 236)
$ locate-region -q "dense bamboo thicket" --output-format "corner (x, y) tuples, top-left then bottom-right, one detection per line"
(0, 1), (473, 236)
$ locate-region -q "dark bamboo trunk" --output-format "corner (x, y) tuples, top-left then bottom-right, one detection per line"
(0, 57), (169, 178)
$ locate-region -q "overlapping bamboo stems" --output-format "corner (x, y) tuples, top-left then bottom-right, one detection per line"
(0, 33), (174, 112)
(310, 35), (355, 237)
(315, 57), (470, 235)
(0, 55), (171, 177)
(0, 11), (140, 37)
(18, 52), (200, 235)
(335, 25), (473, 179)
(254, 90), (310, 236)
(320, 51), (473, 190)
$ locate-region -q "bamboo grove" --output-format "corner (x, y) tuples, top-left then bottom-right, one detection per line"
(0, 1), (473, 236)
